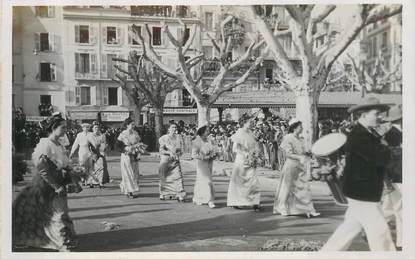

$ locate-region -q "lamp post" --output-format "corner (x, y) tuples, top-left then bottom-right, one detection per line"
(360, 41), (369, 98)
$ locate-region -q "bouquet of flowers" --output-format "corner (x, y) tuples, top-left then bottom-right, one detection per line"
(243, 149), (262, 168)
(126, 142), (148, 160)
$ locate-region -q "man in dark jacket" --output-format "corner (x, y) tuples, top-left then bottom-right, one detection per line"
(322, 97), (396, 251)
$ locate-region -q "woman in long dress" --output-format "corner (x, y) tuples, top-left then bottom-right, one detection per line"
(69, 123), (94, 184)
(116, 118), (143, 198)
(192, 125), (217, 208)
(13, 113), (83, 251)
(273, 119), (320, 217)
(86, 121), (110, 188)
(158, 123), (187, 202)
(227, 113), (262, 211)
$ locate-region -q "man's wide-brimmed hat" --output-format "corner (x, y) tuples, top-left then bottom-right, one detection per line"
(312, 133), (347, 157)
(384, 104), (402, 122)
(347, 97), (390, 113)
(80, 122), (90, 127)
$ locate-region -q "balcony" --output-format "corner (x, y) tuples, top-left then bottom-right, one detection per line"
(202, 59), (259, 78)
(75, 72), (100, 80)
(130, 5), (197, 18)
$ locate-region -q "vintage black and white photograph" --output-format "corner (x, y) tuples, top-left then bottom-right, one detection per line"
(3, 1), (413, 257)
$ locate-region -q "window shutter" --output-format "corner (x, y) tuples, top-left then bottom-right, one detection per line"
(75, 53), (80, 73)
(91, 85), (97, 105)
(36, 63), (40, 81)
(117, 27), (123, 45)
(48, 33), (54, 52)
(90, 25), (97, 45)
(177, 28), (182, 44)
(91, 53), (97, 74)
(102, 26), (107, 44)
(75, 87), (81, 105)
(128, 26), (132, 45)
(117, 87), (123, 106)
(53, 34), (60, 53)
(35, 33), (40, 51)
(50, 63), (57, 81)
(47, 7), (55, 18)
(101, 54), (107, 78)
(103, 87), (108, 105)
(75, 25), (80, 43)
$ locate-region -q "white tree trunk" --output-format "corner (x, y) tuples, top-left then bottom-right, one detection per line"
(295, 90), (319, 151)
(197, 104), (211, 127)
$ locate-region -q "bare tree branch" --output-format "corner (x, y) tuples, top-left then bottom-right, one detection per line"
(248, 5), (298, 79)
(207, 33), (221, 53)
(229, 41), (256, 70)
(324, 4), (402, 71)
(183, 24), (197, 54)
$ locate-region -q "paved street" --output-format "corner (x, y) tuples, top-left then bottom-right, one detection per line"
(13, 154), (372, 252)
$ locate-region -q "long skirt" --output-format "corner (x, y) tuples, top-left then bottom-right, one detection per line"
(119, 153), (140, 194)
(86, 156), (110, 185)
(12, 176), (77, 251)
(227, 154), (260, 207)
(263, 143), (271, 168)
(193, 159), (214, 204)
(273, 158), (316, 215)
(158, 155), (186, 199)
(277, 149), (286, 171)
(269, 143), (278, 170)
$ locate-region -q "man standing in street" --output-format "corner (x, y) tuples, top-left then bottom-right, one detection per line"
(321, 97), (395, 251)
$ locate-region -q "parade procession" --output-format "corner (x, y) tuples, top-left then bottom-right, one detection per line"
(6, 2), (408, 255)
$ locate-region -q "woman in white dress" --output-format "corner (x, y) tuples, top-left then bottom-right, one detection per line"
(192, 125), (217, 208)
(69, 123), (94, 184)
(116, 118), (144, 198)
(273, 118), (320, 217)
(158, 123), (187, 202)
(86, 121), (110, 187)
(227, 113), (262, 211)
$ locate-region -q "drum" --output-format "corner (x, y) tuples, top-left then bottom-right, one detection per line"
(312, 133), (348, 206)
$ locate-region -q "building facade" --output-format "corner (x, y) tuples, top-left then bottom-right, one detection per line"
(13, 6), (66, 119)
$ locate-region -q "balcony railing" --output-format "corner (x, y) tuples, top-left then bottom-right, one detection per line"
(130, 5), (197, 18)
(75, 72), (100, 80)
(202, 59), (259, 77)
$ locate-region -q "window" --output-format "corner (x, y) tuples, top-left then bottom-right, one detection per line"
(75, 53), (90, 73)
(39, 62), (56, 82)
(40, 95), (51, 105)
(106, 54), (117, 78)
(129, 25), (141, 45)
(108, 87), (118, 105)
(205, 12), (213, 31)
(40, 33), (49, 51)
(265, 68), (273, 81)
(152, 27), (161, 46)
(372, 37), (377, 57)
(182, 89), (192, 106)
(382, 32), (388, 47)
(75, 25), (90, 44)
(203, 46), (213, 58)
(316, 35), (325, 48)
(227, 51), (232, 61)
(183, 28), (190, 46)
(76, 87), (91, 105)
(107, 26), (117, 44)
(35, 6), (54, 17)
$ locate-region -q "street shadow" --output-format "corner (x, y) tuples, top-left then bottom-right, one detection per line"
(70, 203), (168, 212)
(68, 193), (125, 199)
(72, 208), (170, 220)
(74, 210), (334, 252)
